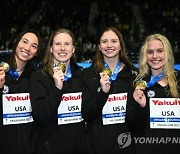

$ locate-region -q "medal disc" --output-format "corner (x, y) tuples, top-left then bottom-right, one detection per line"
(135, 80), (147, 89)
(102, 68), (112, 76)
(57, 62), (66, 73)
(0, 62), (10, 73)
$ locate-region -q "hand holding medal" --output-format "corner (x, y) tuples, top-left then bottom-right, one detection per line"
(57, 62), (66, 73)
(0, 62), (9, 87)
(53, 62), (66, 90)
(102, 68), (112, 76)
(0, 62), (10, 73)
(135, 80), (147, 90)
(133, 78), (147, 106)
(99, 68), (112, 93)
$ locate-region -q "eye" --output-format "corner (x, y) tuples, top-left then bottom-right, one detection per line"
(32, 44), (38, 49)
(56, 42), (61, 45)
(112, 40), (118, 43)
(64, 42), (70, 46)
(147, 50), (153, 54)
(101, 40), (107, 44)
(22, 40), (28, 44)
(157, 49), (164, 53)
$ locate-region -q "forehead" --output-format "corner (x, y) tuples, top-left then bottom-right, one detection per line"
(147, 39), (164, 48)
(101, 30), (118, 39)
(54, 33), (72, 41)
(21, 32), (39, 43)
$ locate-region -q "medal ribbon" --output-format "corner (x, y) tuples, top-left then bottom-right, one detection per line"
(147, 72), (163, 88)
(8, 69), (20, 80)
(104, 60), (121, 82)
(64, 65), (72, 81)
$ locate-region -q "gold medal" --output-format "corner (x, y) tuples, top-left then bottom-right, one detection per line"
(57, 62), (66, 73)
(102, 68), (112, 76)
(135, 80), (147, 89)
(0, 62), (10, 73)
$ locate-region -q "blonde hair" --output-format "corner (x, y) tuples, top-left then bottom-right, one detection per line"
(137, 34), (179, 98)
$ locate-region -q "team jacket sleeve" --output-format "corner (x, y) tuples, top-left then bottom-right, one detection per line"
(30, 71), (64, 126)
(81, 71), (109, 122)
(125, 87), (148, 132)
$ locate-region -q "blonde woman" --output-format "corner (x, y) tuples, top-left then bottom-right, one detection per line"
(133, 34), (180, 154)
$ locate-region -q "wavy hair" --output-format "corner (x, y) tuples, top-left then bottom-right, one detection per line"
(137, 34), (179, 98)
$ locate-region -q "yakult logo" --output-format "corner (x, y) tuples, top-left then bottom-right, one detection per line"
(5, 95), (29, 102)
(152, 99), (180, 105)
(61, 94), (82, 101)
(108, 95), (127, 102)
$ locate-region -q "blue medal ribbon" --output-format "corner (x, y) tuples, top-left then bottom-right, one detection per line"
(146, 72), (163, 88)
(64, 65), (72, 81)
(104, 60), (121, 82)
(8, 69), (20, 80)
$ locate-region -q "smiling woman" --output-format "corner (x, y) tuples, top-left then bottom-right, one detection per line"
(130, 33), (180, 154)
(81, 26), (138, 154)
(0, 29), (41, 154)
(29, 28), (86, 154)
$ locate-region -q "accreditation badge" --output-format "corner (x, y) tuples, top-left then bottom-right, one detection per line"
(2, 93), (33, 125)
(102, 93), (127, 125)
(58, 92), (83, 125)
(150, 98), (180, 129)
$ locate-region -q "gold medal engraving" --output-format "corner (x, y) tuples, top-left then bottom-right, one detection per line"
(102, 68), (112, 76)
(57, 62), (66, 73)
(0, 62), (10, 73)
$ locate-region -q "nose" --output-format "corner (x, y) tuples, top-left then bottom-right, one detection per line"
(61, 44), (65, 50)
(24, 44), (31, 51)
(152, 51), (157, 58)
(107, 41), (112, 47)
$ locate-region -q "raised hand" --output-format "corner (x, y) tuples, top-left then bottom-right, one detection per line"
(133, 87), (146, 107)
(0, 67), (6, 88)
(99, 72), (111, 93)
(53, 67), (64, 90)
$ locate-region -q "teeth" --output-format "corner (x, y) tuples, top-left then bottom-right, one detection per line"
(106, 50), (114, 52)
(59, 53), (66, 56)
(152, 61), (160, 63)
(22, 52), (29, 56)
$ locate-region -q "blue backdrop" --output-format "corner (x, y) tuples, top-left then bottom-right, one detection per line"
(77, 63), (180, 71)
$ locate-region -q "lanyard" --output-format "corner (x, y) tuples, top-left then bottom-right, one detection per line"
(64, 65), (72, 81)
(147, 72), (163, 88)
(104, 60), (121, 82)
(8, 69), (21, 80)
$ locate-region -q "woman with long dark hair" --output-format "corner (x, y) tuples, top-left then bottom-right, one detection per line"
(0, 29), (41, 154)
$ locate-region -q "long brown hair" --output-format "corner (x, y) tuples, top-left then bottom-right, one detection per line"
(93, 26), (133, 72)
(41, 28), (76, 76)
